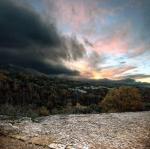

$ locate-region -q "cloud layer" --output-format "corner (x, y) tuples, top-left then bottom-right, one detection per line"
(0, 0), (149, 82)
(0, 0), (85, 76)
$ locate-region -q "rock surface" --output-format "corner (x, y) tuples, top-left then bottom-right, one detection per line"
(0, 111), (150, 149)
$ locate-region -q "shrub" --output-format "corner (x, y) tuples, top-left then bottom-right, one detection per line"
(0, 103), (16, 116)
(101, 87), (143, 112)
(38, 106), (49, 116)
(0, 103), (39, 118)
(88, 104), (101, 113)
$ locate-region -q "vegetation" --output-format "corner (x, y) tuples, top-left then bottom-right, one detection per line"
(101, 87), (144, 112)
(0, 67), (149, 117)
(38, 106), (49, 116)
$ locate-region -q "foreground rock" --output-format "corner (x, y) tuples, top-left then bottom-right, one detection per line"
(0, 111), (150, 149)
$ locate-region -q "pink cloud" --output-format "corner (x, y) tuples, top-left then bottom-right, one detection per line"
(58, 0), (88, 30)
(100, 66), (137, 79)
(92, 25), (131, 55)
(93, 37), (128, 55)
(44, 0), (91, 31)
(79, 65), (136, 80)
(44, 0), (116, 32)
(81, 65), (137, 79)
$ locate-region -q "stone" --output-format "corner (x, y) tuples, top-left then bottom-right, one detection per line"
(48, 143), (66, 149)
(65, 145), (76, 149)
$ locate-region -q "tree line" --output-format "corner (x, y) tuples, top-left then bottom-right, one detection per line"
(0, 71), (149, 118)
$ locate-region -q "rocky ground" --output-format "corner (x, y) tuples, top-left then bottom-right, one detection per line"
(0, 111), (150, 149)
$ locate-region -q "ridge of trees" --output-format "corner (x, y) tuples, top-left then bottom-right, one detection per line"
(0, 70), (149, 117)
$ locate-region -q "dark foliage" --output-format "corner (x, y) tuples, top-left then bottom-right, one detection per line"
(0, 67), (149, 117)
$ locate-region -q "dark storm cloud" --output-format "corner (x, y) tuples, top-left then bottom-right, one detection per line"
(0, 0), (60, 48)
(0, 0), (85, 75)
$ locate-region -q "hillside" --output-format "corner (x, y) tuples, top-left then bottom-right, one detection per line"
(0, 65), (150, 117)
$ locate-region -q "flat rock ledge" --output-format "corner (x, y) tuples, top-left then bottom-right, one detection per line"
(0, 111), (150, 149)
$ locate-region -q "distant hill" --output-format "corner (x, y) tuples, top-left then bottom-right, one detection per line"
(0, 64), (150, 89)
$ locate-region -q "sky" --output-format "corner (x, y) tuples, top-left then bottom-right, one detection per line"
(0, 0), (150, 82)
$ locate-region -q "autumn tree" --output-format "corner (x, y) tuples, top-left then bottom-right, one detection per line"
(101, 87), (143, 112)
